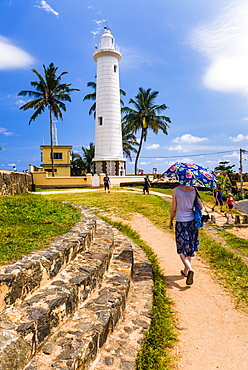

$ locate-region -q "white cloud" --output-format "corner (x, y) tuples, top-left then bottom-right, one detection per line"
(0, 127), (14, 136)
(140, 162), (149, 165)
(223, 151), (239, 158)
(229, 134), (248, 141)
(168, 145), (188, 152)
(190, 1), (248, 93)
(91, 19), (108, 38)
(15, 99), (27, 107)
(120, 46), (165, 69)
(35, 1), (59, 17)
(175, 157), (196, 164)
(91, 31), (100, 37)
(172, 134), (208, 144)
(0, 36), (34, 70)
(206, 160), (219, 164)
(145, 144), (160, 150)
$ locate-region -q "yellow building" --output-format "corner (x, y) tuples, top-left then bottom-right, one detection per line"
(40, 145), (72, 176)
(30, 145), (149, 189)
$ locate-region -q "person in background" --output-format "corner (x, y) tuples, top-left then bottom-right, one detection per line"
(225, 193), (237, 218)
(169, 184), (202, 285)
(143, 175), (151, 195)
(212, 186), (224, 212)
(103, 174), (111, 193)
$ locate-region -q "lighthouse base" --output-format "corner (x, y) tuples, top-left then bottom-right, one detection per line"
(93, 160), (126, 176)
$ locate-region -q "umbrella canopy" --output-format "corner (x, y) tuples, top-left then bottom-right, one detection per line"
(162, 162), (216, 188)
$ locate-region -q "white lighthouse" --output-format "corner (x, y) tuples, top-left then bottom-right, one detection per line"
(93, 27), (126, 176)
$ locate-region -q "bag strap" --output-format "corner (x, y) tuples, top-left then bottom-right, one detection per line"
(194, 188), (209, 215)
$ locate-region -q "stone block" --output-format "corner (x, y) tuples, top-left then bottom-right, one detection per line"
(0, 331), (32, 370)
(243, 215), (248, 224)
(234, 215), (240, 224)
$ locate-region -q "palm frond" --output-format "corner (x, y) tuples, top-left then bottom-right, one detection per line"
(122, 87), (171, 174)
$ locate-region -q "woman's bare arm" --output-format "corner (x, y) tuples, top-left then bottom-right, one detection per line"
(169, 188), (177, 229)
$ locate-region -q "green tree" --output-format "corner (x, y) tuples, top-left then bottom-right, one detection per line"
(215, 161), (235, 173)
(71, 152), (85, 176)
(83, 81), (126, 117)
(18, 62), (80, 177)
(122, 87), (171, 174)
(82, 142), (95, 173)
(122, 122), (138, 161)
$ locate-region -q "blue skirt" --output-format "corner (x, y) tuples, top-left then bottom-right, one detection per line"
(175, 220), (199, 257)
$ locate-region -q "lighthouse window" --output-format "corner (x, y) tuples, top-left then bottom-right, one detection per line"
(114, 65), (117, 73)
(98, 117), (103, 125)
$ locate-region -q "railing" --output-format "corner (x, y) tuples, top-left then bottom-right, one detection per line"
(96, 42), (120, 52)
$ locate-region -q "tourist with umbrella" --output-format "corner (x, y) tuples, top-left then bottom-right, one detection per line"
(164, 162), (216, 285)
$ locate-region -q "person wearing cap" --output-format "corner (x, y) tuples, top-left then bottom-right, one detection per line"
(143, 175), (151, 195)
(212, 186), (224, 212)
(103, 174), (111, 193)
(225, 193), (237, 218)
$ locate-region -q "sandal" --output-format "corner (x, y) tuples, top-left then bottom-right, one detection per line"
(181, 270), (187, 277)
(186, 271), (194, 285)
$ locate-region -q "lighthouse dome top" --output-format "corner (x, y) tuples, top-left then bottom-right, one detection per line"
(102, 27), (113, 37)
(100, 27), (116, 50)
(93, 27), (122, 61)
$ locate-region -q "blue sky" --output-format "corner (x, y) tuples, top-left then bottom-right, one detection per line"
(1, 0), (248, 174)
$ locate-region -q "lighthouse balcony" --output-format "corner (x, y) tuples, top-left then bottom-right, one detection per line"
(95, 42), (120, 52)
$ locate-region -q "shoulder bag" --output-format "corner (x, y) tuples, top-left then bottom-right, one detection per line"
(193, 189), (210, 229)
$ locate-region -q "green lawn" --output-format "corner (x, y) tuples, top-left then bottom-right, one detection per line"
(0, 193), (81, 263)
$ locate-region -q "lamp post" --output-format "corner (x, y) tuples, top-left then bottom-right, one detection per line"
(240, 148), (244, 196)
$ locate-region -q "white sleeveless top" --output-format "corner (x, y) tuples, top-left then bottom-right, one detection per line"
(176, 187), (195, 222)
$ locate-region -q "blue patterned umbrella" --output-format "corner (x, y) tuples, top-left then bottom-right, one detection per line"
(162, 162), (216, 188)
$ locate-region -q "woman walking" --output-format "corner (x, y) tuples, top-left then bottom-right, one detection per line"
(169, 184), (202, 285)
(225, 193), (237, 218)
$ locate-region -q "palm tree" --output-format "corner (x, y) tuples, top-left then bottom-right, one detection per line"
(71, 144), (95, 175)
(122, 88), (171, 175)
(71, 152), (85, 176)
(122, 122), (138, 161)
(82, 142), (95, 173)
(82, 82), (97, 117)
(83, 81), (126, 117)
(18, 62), (80, 176)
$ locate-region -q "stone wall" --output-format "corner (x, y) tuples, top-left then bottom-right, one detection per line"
(0, 204), (153, 370)
(0, 171), (32, 195)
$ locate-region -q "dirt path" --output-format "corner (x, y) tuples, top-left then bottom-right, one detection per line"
(117, 213), (248, 370)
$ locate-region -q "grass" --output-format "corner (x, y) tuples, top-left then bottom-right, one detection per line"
(199, 229), (248, 311)
(0, 193), (81, 264)
(218, 230), (248, 256)
(43, 190), (172, 230)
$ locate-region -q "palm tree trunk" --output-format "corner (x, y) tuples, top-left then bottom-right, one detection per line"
(134, 128), (144, 175)
(49, 107), (55, 177)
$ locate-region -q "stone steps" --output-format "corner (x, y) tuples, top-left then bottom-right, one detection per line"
(0, 205), (153, 370)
